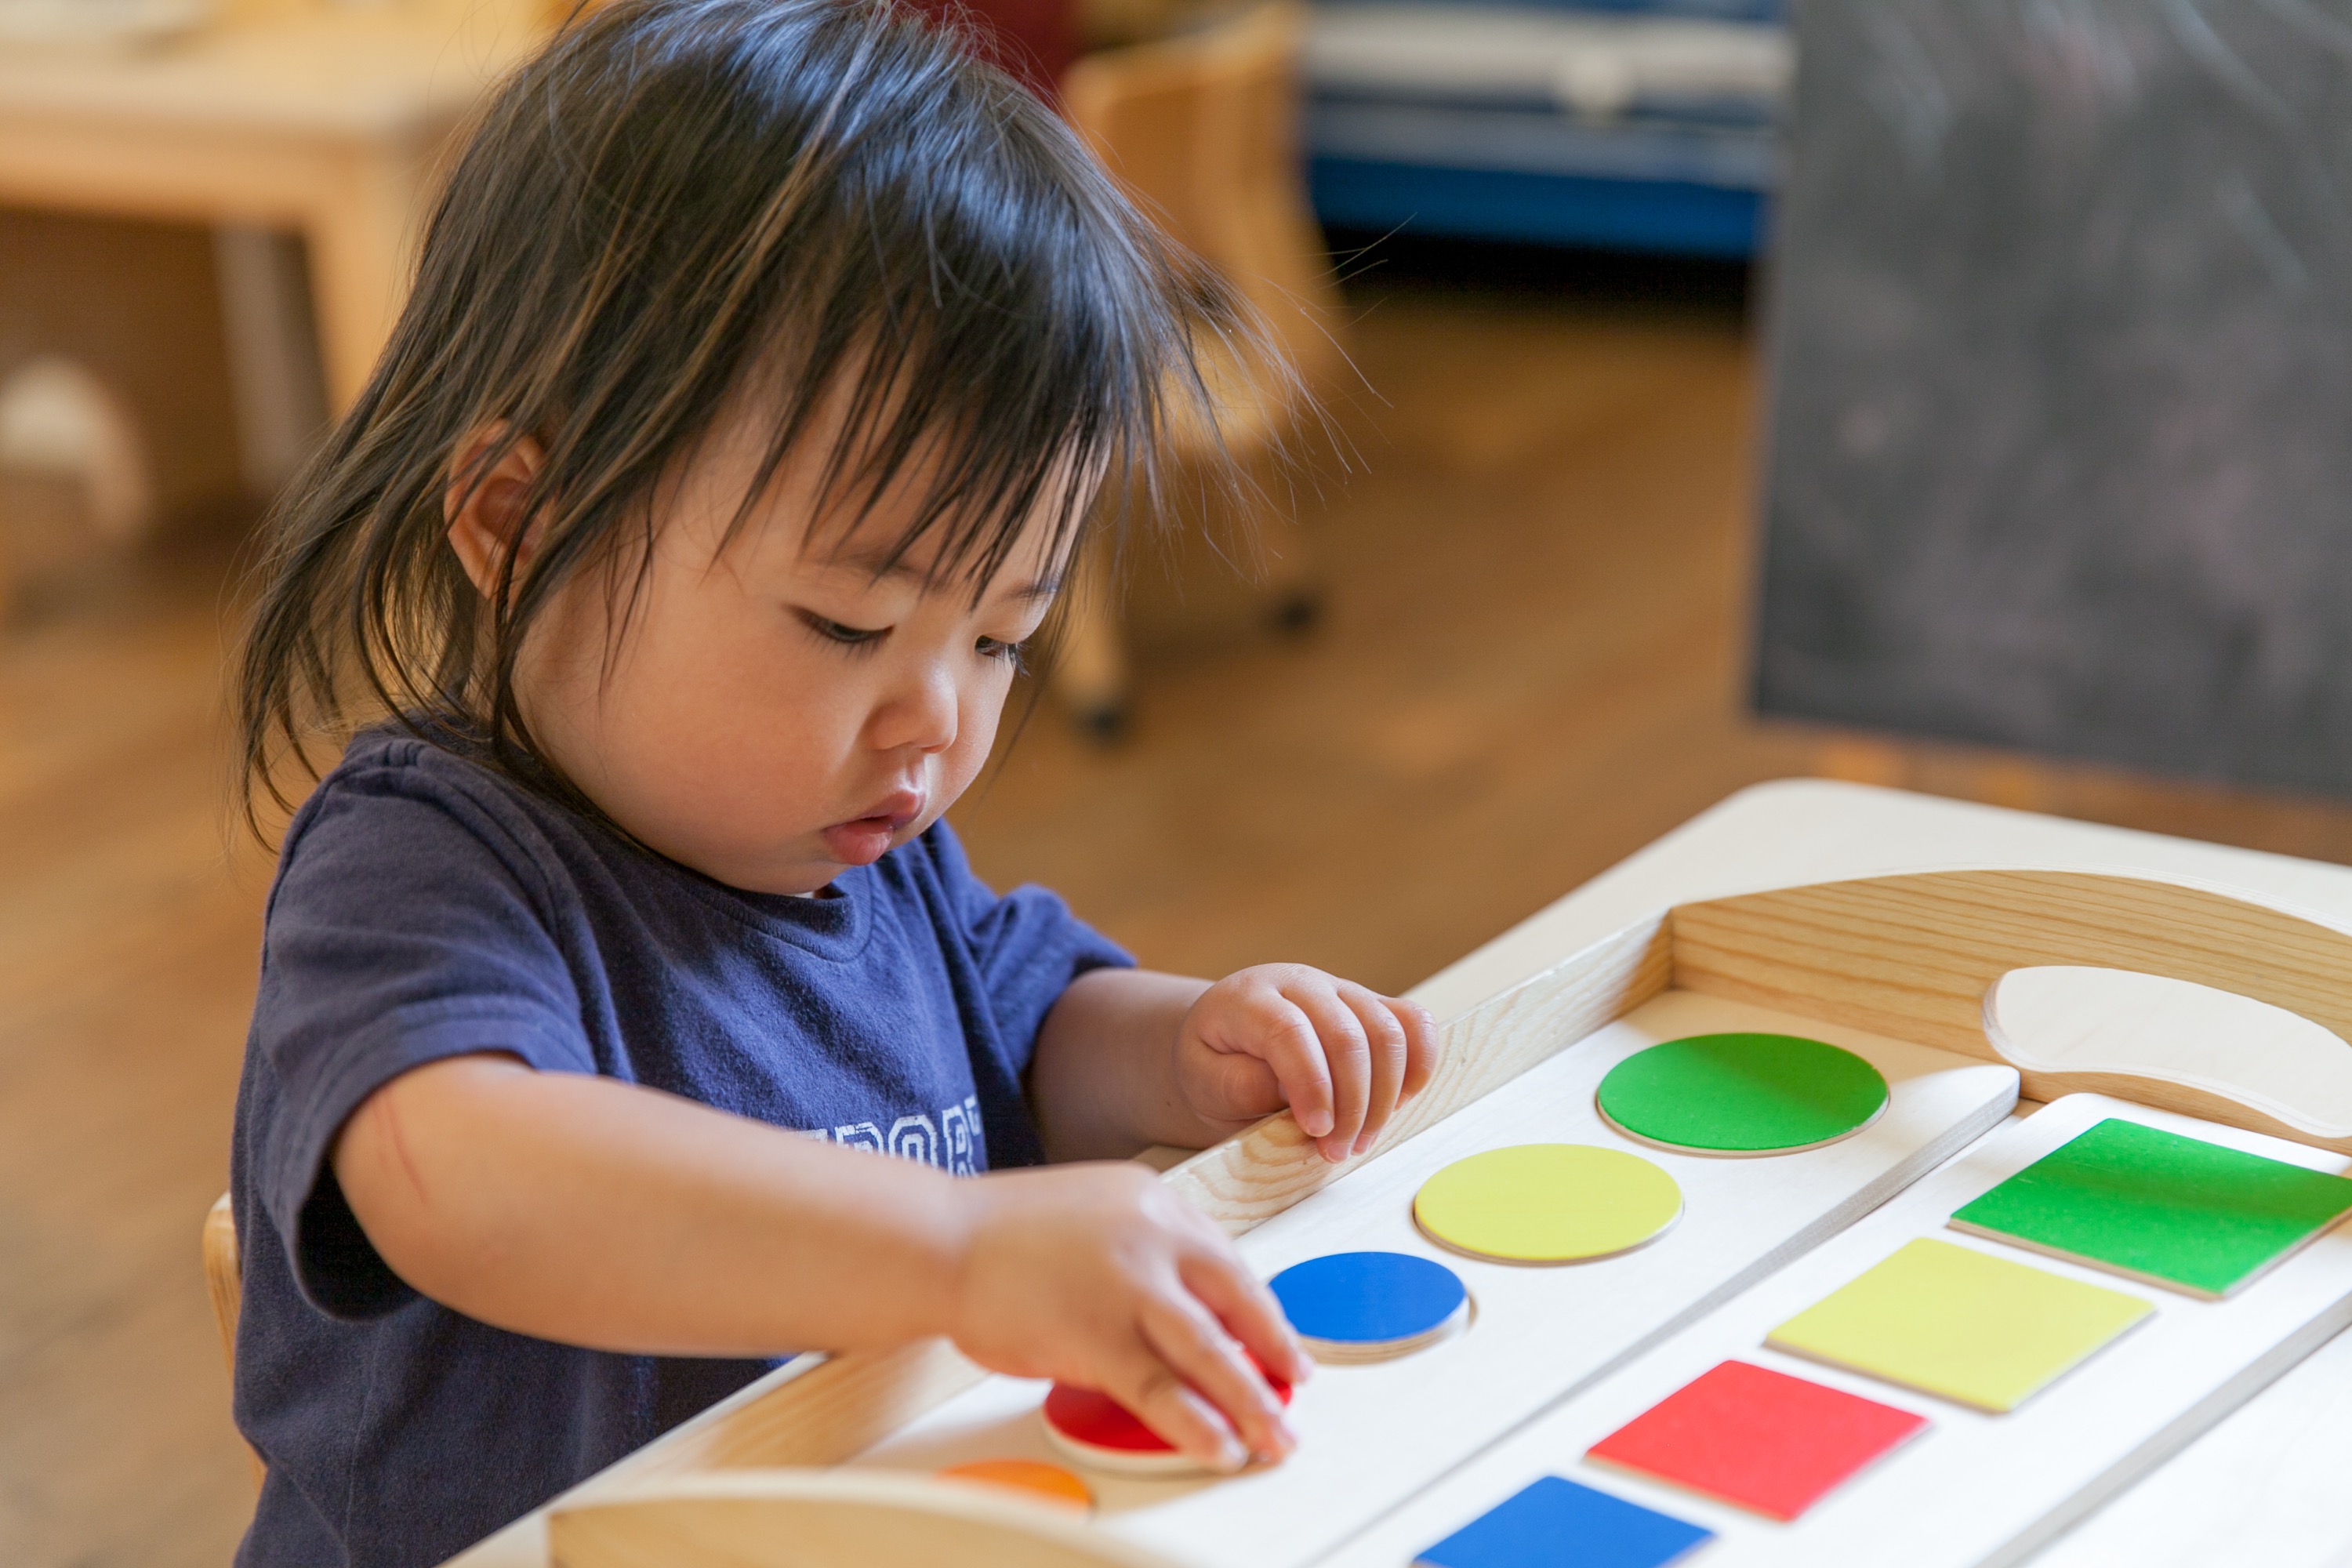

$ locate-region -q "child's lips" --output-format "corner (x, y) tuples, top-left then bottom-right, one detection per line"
(819, 798), (921, 865)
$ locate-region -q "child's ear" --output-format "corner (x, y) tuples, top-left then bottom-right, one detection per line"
(445, 424), (549, 601)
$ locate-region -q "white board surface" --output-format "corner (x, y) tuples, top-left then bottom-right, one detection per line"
(846, 989), (2020, 1567)
(2026, 1315), (2352, 1568)
(1327, 1093), (2352, 1568)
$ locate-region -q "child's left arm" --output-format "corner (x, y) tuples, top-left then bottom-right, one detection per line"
(1029, 965), (1441, 1165)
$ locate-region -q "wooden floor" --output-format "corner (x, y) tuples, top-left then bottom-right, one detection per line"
(12, 254), (2352, 1566)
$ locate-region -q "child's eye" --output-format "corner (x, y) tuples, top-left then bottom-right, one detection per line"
(797, 611), (887, 649)
(976, 636), (1027, 667)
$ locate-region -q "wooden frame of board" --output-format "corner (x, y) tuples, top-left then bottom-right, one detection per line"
(528, 867), (2352, 1567)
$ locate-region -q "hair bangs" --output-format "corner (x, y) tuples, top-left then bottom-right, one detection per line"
(719, 69), (1225, 598)
(234, 0), (1261, 833)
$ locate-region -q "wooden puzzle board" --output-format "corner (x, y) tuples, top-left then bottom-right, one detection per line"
(440, 786), (2352, 1568)
(1328, 1093), (2352, 1568)
(844, 989), (2020, 1567)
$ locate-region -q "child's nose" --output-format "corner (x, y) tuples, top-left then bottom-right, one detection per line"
(871, 660), (960, 753)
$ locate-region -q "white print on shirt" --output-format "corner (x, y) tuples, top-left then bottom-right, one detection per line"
(940, 1098), (977, 1176)
(830, 1121), (884, 1154)
(888, 1115), (935, 1165)
(808, 1095), (982, 1176)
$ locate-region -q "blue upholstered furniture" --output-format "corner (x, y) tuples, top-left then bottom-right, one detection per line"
(1303, 0), (1787, 257)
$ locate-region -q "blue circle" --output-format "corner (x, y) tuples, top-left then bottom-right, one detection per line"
(1269, 1251), (1468, 1345)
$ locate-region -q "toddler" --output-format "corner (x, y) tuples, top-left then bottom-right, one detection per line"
(227, 2), (1435, 1564)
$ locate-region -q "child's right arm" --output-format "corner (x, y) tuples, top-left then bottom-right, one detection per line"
(333, 1051), (1303, 1469)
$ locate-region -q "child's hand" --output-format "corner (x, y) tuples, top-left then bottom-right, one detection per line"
(948, 1161), (1307, 1470)
(1175, 964), (1440, 1164)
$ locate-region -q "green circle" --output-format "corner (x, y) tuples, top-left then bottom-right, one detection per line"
(1596, 1033), (1890, 1154)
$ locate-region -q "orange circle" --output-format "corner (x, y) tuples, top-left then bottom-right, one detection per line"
(936, 1458), (1094, 1513)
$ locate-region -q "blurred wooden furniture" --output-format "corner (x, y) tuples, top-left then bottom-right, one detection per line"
(0, 2), (538, 412)
(201, 1191), (240, 1374)
(0, 209), (269, 598)
(0, 351), (162, 563)
(202, 1190), (268, 1489)
(1055, 1), (1343, 733)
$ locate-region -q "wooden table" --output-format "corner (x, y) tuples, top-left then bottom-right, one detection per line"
(451, 779), (2352, 1566)
(0, 9), (533, 412)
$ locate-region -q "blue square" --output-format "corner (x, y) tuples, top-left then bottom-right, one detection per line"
(1415, 1477), (1713, 1568)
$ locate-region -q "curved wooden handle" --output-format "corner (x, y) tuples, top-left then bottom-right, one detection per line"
(1670, 868), (2352, 1148)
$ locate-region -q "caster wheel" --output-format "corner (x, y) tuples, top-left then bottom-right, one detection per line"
(1075, 702), (1130, 743)
(1271, 591), (1322, 636)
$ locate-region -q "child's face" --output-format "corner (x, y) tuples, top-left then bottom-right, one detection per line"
(492, 409), (1074, 895)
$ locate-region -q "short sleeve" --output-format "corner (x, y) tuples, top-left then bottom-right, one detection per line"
(921, 823), (1134, 1073)
(250, 763), (596, 1319)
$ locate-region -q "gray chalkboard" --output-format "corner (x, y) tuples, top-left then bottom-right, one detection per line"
(1754, 0), (2352, 793)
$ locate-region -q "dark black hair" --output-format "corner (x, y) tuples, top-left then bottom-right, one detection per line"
(236, 0), (1253, 830)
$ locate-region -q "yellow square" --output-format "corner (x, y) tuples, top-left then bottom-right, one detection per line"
(1766, 1238), (2154, 1413)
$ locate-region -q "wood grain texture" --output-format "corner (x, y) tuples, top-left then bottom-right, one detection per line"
(546, 1472), (1188, 1568)
(1670, 869), (2352, 1151)
(1163, 913), (1672, 1234)
(619, 1341), (989, 1483)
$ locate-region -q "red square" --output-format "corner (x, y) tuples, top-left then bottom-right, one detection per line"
(1585, 1360), (1928, 1521)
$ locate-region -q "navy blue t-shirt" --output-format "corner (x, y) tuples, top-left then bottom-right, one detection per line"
(228, 727), (1131, 1567)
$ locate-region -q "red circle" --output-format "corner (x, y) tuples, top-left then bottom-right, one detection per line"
(1042, 1358), (1294, 1453)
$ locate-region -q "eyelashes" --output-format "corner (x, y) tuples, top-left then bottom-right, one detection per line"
(797, 612), (886, 650)
(797, 608), (1027, 668)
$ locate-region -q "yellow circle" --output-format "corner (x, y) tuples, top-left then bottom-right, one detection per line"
(1414, 1144), (1682, 1263)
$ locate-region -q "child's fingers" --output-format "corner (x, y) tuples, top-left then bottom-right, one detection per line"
(1138, 1290), (1295, 1463)
(1338, 984), (1411, 1155)
(1283, 982), (1371, 1162)
(1389, 995), (1440, 1102)
(1250, 998), (1337, 1141)
(1102, 1348), (1250, 1470)
(1184, 1047), (1286, 1123)
(1181, 1245), (1311, 1388)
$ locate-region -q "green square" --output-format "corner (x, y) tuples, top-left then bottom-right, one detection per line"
(1949, 1119), (2352, 1298)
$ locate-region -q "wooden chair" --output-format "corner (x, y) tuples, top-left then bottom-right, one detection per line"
(0, 355), (161, 608)
(1054, 1), (1345, 733)
(203, 1191), (267, 1488)
(204, 1192), (241, 1369)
